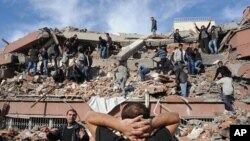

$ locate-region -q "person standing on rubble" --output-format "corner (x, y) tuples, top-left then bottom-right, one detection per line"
(83, 50), (92, 81)
(45, 109), (89, 141)
(135, 62), (150, 81)
(194, 20), (211, 53)
(151, 17), (157, 36)
(113, 61), (129, 95)
(85, 102), (180, 141)
(173, 44), (185, 69)
(98, 36), (107, 59)
(106, 33), (112, 57)
(209, 25), (219, 54)
(213, 61), (232, 81)
(152, 46), (167, 73)
(26, 45), (39, 75)
(61, 48), (74, 77)
(73, 53), (86, 84)
(40, 47), (49, 75)
(175, 67), (188, 97)
(185, 43), (195, 75)
(173, 29), (190, 43)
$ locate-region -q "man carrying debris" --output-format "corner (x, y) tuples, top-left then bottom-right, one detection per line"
(194, 20), (211, 53)
(213, 61), (232, 80)
(175, 67), (188, 97)
(86, 102), (180, 141)
(151, 17), (157, 36)
(26, 45), (39, 75)
(98, 36), (107, 59)
(135, 62), (150, 81)
(45, 109), (89, 141)
(152, 46), (167, 73)
(113, 61), (129, 95)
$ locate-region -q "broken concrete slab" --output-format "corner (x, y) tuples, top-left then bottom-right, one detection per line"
(116, 39), (145, 61)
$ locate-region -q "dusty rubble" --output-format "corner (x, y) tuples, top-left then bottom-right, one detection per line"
(179, 108), (250, 141)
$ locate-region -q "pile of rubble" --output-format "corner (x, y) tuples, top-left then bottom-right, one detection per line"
(179, 108), (250, 141)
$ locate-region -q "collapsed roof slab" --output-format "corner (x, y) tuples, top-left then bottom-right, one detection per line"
(4, 31), (41, 53)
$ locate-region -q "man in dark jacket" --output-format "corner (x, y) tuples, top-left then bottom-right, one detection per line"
(194, 20), (211, 53)
(40, 47), (49, 75)
(213, 61), (232, 80)
(26, 46), (39, 75)
(46, 109), (89, 141)
(151, 17), (157, 36)
(98, 37), (107, 59)
(193, 48), (203, 74)
(152, 46), (167, 73)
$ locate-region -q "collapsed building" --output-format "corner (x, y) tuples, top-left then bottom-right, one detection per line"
(0, 6), (250, 141)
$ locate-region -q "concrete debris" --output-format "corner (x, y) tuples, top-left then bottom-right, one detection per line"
(179, 108), (250, 141)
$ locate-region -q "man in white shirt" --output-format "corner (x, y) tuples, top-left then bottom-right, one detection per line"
(215, 76), (234, 111)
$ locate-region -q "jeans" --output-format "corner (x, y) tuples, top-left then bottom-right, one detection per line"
(194, 60), (202, 73)
(100, 47), (107, 59)
(223, 94), (234, 111)
(209, 39), (218, 54)
(26, 61), (37, 75)
(43, 60), (48, 75)
(187, 59), (195, 75)
(200, 38), (209, 53)
(139, 68), (150, 81)
(84, 66), (91, 81)
(180, 82), (187, 97)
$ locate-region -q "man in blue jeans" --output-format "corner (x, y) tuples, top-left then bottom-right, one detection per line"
(209, 26), (219, 54)
(135, 63), (150, 81)
(98, 36), (107, 59)
(26, 46), (39, 75)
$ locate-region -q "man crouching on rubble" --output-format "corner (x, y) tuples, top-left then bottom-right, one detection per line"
(86, 103), (180, 141)
(43, 109), (89, 141)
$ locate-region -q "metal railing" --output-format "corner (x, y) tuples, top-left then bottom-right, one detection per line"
(5, 116), (67, 130)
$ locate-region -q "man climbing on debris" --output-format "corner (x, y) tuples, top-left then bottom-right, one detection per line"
(45, 109), (89, 141)
(64, 34), (78, 54)
(210, 73), (234, 112)
(73, 53), (86, 84)
(86, 102), (180, 141)
(213, 61), (232, 80)
(151, 17), (157, 36)
(152, 46), (167, 73)
(135, 62), (150, 81)
(113, 61), (129, 95)
(26, 45), (39, 75)
(98, 36), (107, 59)
(193, 48), (203, 74)
(194, 20), (211, 53)
(52, 66), (65, 88)
(175, 67), (188, 97)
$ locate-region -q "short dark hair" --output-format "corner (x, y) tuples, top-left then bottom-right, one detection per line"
(66, 109), (77, 115)
(179, 43), (183, 47)
(106, 33), (109, 36)
(121, 103), (150, 119)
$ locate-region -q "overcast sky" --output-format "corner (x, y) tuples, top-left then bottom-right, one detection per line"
(0, 0), (249, 48)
